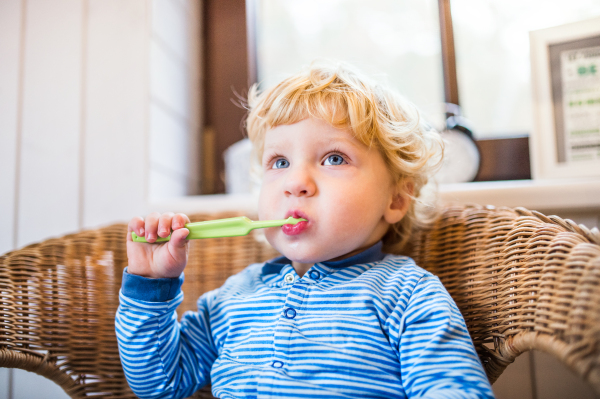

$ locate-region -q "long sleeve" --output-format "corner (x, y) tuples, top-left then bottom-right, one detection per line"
(115, 269), (219, 399)
(395, 275), (495, 399)
(115, 254), (497, 399)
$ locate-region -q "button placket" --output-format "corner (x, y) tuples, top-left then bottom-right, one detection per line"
(284, 307), (296, 319)
(271, 360), (283, 368)
(272, 269), (308, 371)
(284, 273), (295, 284)
(312, 263), (333, 281)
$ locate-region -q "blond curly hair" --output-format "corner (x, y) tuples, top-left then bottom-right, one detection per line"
(244, 62), (443, 254)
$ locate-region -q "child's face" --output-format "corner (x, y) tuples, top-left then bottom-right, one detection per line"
(258, 117), (406, 264)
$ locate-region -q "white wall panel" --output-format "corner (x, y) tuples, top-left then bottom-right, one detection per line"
(0, 366), (10, 399)
(152, 0), (190, 62)
(150, 102), (190, 177)
(148, 0), (202, 200)
(150, 39), (191, 120)
(17, 0), (83, 247)
(4, 0), (205, 395)
(82, 0), (149, 228)
(148, 167), (187, 201)
(13, 369), (69, 399)
(0, 0), (22, 254)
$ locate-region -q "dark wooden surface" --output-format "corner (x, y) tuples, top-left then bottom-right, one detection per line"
(474, 136), (531, 181)
(202, 0), (253, 194)
(438, 0), (459, 107)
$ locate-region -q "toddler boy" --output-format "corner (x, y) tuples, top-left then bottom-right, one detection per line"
(116, 63), (495, 398)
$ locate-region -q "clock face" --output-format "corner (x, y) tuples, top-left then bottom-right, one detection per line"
(435, 129), (481, 184)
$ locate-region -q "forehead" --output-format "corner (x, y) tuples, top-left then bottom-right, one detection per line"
(263, 118), (364, 149)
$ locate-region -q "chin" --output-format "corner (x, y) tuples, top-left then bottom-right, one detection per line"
(279, 247), (315, 263)
(276, 242), (345, 264)
(267, 239), (310, 262)
(267, 230), (358, 264)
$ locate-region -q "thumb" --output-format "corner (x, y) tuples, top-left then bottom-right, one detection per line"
(170, 228), (190, 248)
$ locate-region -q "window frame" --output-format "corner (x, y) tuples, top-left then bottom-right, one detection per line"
(199, 0), (530, 194)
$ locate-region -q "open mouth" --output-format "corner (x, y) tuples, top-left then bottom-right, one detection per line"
(282, 210), (309, 235)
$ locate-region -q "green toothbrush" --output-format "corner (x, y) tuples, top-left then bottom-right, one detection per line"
(131, 216), (307, 243)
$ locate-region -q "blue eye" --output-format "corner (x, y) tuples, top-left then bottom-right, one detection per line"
(272, 158), (290, 169)
(324, 154), (346, 166)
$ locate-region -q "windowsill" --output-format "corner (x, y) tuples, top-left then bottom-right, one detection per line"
(439, 178), (600, 212)
(147, 178), (600, 215)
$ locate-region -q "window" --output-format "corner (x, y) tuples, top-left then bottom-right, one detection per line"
(452, 0), (600, 138)
(256, 0), (444, 117)
(255, 0), (600, 139)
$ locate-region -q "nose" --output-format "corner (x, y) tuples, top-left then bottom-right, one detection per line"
(284, 165), (316, 197)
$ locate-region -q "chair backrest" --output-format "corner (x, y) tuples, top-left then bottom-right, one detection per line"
(1, 206), (599, 398)
(0, 211), (275, 398)
(406, 205), (600, 390)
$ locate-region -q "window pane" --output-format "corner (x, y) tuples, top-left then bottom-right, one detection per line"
(256, 0), (444, 115)
(452, 0), (600, 138)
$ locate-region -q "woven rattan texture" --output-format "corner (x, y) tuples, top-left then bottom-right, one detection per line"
(1, 206), (599, 398)
(407, 206), (600, 389)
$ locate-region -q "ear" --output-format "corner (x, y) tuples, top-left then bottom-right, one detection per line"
(383, 180), (414, 225)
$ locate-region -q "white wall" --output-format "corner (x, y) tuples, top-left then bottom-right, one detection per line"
(149, 0), (202, 200)
(0, 0), (202, 397)
(0, 0), (26, 257)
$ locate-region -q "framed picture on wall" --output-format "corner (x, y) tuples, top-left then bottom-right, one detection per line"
(530, 16), (600, 179)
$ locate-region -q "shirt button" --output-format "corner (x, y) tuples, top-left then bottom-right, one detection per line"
(272, 361), (284, 368)
(284, 307), (296, 319)
(309, 270), (320, 280)
(284, 273), (295, 284)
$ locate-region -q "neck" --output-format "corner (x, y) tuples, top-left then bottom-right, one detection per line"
(292, 261), (313, 278)
(291, 241), (379, 277)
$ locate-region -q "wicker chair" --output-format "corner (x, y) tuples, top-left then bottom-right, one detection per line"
(1, 205), (599, 398)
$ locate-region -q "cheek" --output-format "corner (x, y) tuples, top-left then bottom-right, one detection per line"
(321, 188), (373, 227)
(257, 180), (284, 222)
(321, 180), (387, 228)
(257, 185), (272, 220)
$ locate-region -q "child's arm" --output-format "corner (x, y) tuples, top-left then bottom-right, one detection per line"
(115, 212), (218, 399)
(116, 281), (218, 399)
(394, 275), (496, 399)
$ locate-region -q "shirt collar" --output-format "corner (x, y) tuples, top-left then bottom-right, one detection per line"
(261, 240), (385, 275)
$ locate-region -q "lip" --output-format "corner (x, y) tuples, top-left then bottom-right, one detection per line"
(282, 209), (310, 235)
(284, 209), (310, 220)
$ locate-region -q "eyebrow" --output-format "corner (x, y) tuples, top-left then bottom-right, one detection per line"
(321, 135), (356, 146)
(265, 134), (358, 149)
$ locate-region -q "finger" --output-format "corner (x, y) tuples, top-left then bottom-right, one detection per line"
(145, 212), (161, 243)
(128, 216), (145, 237)
(170, 228), (189, 248)
(158, 212), (175, 238)
(172, 213), (191, 230)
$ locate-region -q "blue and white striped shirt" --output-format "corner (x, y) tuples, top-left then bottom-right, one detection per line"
(116, 241), (495, 399)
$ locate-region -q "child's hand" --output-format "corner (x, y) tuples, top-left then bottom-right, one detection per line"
(126, 212), (190, 278)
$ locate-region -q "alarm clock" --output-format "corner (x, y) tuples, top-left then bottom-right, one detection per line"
(435, 107), (481, 184)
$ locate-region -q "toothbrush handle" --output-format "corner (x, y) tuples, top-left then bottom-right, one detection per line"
(132, 217), (251, 242)
(131, 232), (171, 243)
(249, 218), (294, 229)
(131, 217), (305, 243)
